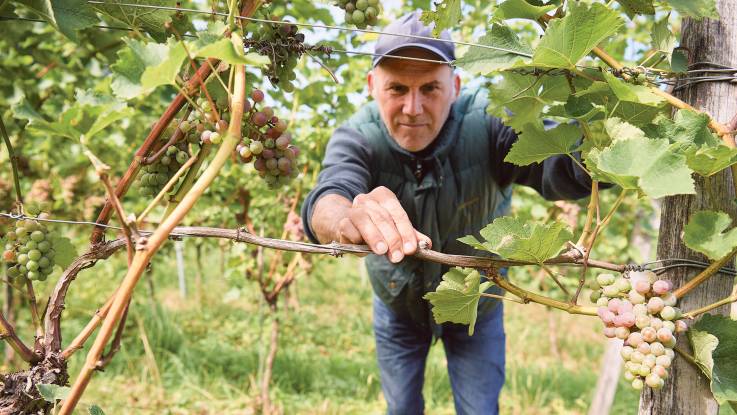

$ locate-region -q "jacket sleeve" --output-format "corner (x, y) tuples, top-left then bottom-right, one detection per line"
(487, 116), (595, 201)
(300, 125), (373, 243)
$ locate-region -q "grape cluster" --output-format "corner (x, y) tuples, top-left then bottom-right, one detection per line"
(236, 89), (300, 188)
(244, 14), (304, 92)
(337, 0), (381, 28)
(138, 143), (191, 197)
(591, 271), (688, 390)
(3, 218), (56, 282)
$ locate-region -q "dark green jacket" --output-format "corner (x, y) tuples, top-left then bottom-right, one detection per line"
(302, 89), (593, 328)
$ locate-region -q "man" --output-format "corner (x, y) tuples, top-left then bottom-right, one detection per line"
(300, 11), (593, 414)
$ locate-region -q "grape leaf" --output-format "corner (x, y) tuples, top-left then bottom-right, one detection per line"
(48, 234), (77, 269)
(690, 314), (737, 406)
(615, 0), (655, 17)
(459, 216), (572, 263)
(532, 2), (623, 69)
(14, 0), (98, 41)
(88, 405), (106, 415)
(423, 268), (492, 335)
(683, 145), (737, 177)
(504, 123), (581, 166)
(74, 90), (133, 140)
(37, 384), (70, 402)
(586, 136), (694, 198)
(455, 25), (532, 75)
(652, 17), (674, 54)
(140, 37), (187, 91)
(111, 38), (170, 99)
(486, 72), (570, 130)
(682, 211), (737, 260)
(494, 0), (557, 21)
(187, 28), (269, 65)
(665, 0), (719, 20)
(420, 0), (462, 37)
(90, 0), (184, 42)
(603, 72), (664, 106)
(13, 100), (79, 139)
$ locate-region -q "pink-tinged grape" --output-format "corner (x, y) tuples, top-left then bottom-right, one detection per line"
(627, 332), (644, 347)
(603, 326), (617, 338)
(629, 290), (647, 304)
(618, 300), (634, 314)
(649, 317), (664, 330)
(656, 354), (672, 368)
(262, 106), (274, 120)
(647, 297), (665, 314)
(598, 308), (615, 324)
(652, 280), (672, 295)
(646, 373), (664, 389)
(267, 127), (281, 139)
(597, 273), (616, 286)
(252, 112), (268, 127)
(634, 279), (651, 294)
(277, 157), (291, 172)
(632, 378), (644, 390)
(251, 89), (265, 103)
(270, 116), (279, 125)
(201, 130), (212, 144)
(261, 149), (275, 159)
(250, 141), (264, 155)
(637, 342), (651, 355)
(650, 342), (665, 356)
(274, 119), (287, 133)
(288, 145), (300, 158)
(621, 346), (634, 360)
(608, 298), (622, 313)
(275, 134), (291, 150)
(265, 158), (278, 171)
(660, 306), (679, 321)
(652, 365), (668, 379)
(619, 312), (636, 328)
(243, 99), (252, 113)
(662, 292), (677, 307)
(253, 158), (266, 172)
(675, 320), (688, 333)
(641, 327), (657, 342)
(216, 120), (228, 133)
(656, 327), (673, 343)
(239, 146), (252, 159)
(662, 335), (677, 348)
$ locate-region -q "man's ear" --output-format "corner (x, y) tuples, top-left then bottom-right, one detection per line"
(367, 70), (375, 98)
(453, 72), (461, 98)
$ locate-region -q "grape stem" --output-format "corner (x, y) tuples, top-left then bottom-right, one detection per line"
(140, 107), (192, 165)
(673, 244), (737, 299)
(25, 279), (43, 348)
(674, 345), (699, 369)
(137, 151), (199, 226)
(480, 292), (527, 304)
(0, 115), (23, 209)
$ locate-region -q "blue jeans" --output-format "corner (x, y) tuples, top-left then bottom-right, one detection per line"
(373, 295), (506, 415)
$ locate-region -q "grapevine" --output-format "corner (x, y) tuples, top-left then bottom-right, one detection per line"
(137, 121), (195, 198)
(591, 271), (688, 390)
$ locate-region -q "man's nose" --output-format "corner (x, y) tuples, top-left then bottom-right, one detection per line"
(402, 90), (423, 117)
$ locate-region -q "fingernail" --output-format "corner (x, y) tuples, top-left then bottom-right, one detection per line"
(404, 242), (414, 253)
(376, 242), (387, 254)
(391, 250), (403, 262)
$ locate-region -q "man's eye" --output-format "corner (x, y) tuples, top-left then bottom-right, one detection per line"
(390, 86), (406, 93)
(422, 85), (438, 93)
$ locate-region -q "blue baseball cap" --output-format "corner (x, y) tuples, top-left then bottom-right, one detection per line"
(372, 10), (455, 67)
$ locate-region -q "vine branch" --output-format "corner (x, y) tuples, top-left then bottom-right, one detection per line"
(0, 115), (23, 208)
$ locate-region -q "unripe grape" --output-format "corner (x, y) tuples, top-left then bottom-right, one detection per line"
(660, 306), (679, 321)
(621, 346), (634, 360)
(615, 277), (631, 292)
(649, 317), (663, 330)
(662, 292), (677, 307)
(366, 6), (377, 20)
(27, 271), (39, 280)
(356, 0), (368, 10)
(637, 364), (651, 376)
(627, 332), (643, 347)
(629, 290), (647, 304)
(6, 231), (16, 241)
(675, 320), (688, 333)
(345, 2), (356, 13)
(352, 10), (365, 23)
(623, 370), (635, 381)
(250, 141), (264, 155)
(239, 146), (252, 159)
(28, 250), (41, 261)
(264, 138), (276, 149)
(643, 353), (657, 368)
(662, 334), (677, 348)
(26, 241), (37, 250)
(596, 297), (609, 307)
(632, 378), (644, 390)
(652, 365), (668, 379)
(633, 304), (648, 316)
(590, 290), (601, 303)
(30, 231), (45, 242)
(17, 254), (29, 265)
(38, 257), (50, 268)
(176, 151), (189, 164)
(635, 315), (651, 329)
(597, 274), (616, 286)
(662, 320), (676, 333)
(645, 373), (664, 389)
(650, 342), (665, 356)
(26, 260), (39, 271)
(603, 285), (620, 298)
(630, 350), (645, 363)
(210, 132), (222, 145)
(637, 342), (651, 355)
(647, 297), (665, 314)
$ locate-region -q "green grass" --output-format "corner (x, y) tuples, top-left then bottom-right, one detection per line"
(3, 243), (640, 414)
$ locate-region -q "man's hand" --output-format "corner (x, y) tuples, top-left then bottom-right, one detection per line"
(311, 187), (431, 263)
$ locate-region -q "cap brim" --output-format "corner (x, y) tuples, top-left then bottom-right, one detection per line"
(372, 43), (453, 67)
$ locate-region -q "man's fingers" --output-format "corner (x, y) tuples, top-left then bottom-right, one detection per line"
(414, 230), (432, 250)
(348, 206), (391, 255)
(377, 196), (417, 255)
(359, 199), (405, 261)
(337, 218), (363, 244)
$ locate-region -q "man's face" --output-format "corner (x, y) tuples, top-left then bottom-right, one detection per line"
(368, 48), (461, 152)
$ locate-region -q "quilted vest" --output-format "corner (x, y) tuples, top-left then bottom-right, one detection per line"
(344, 89), (512, 329)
